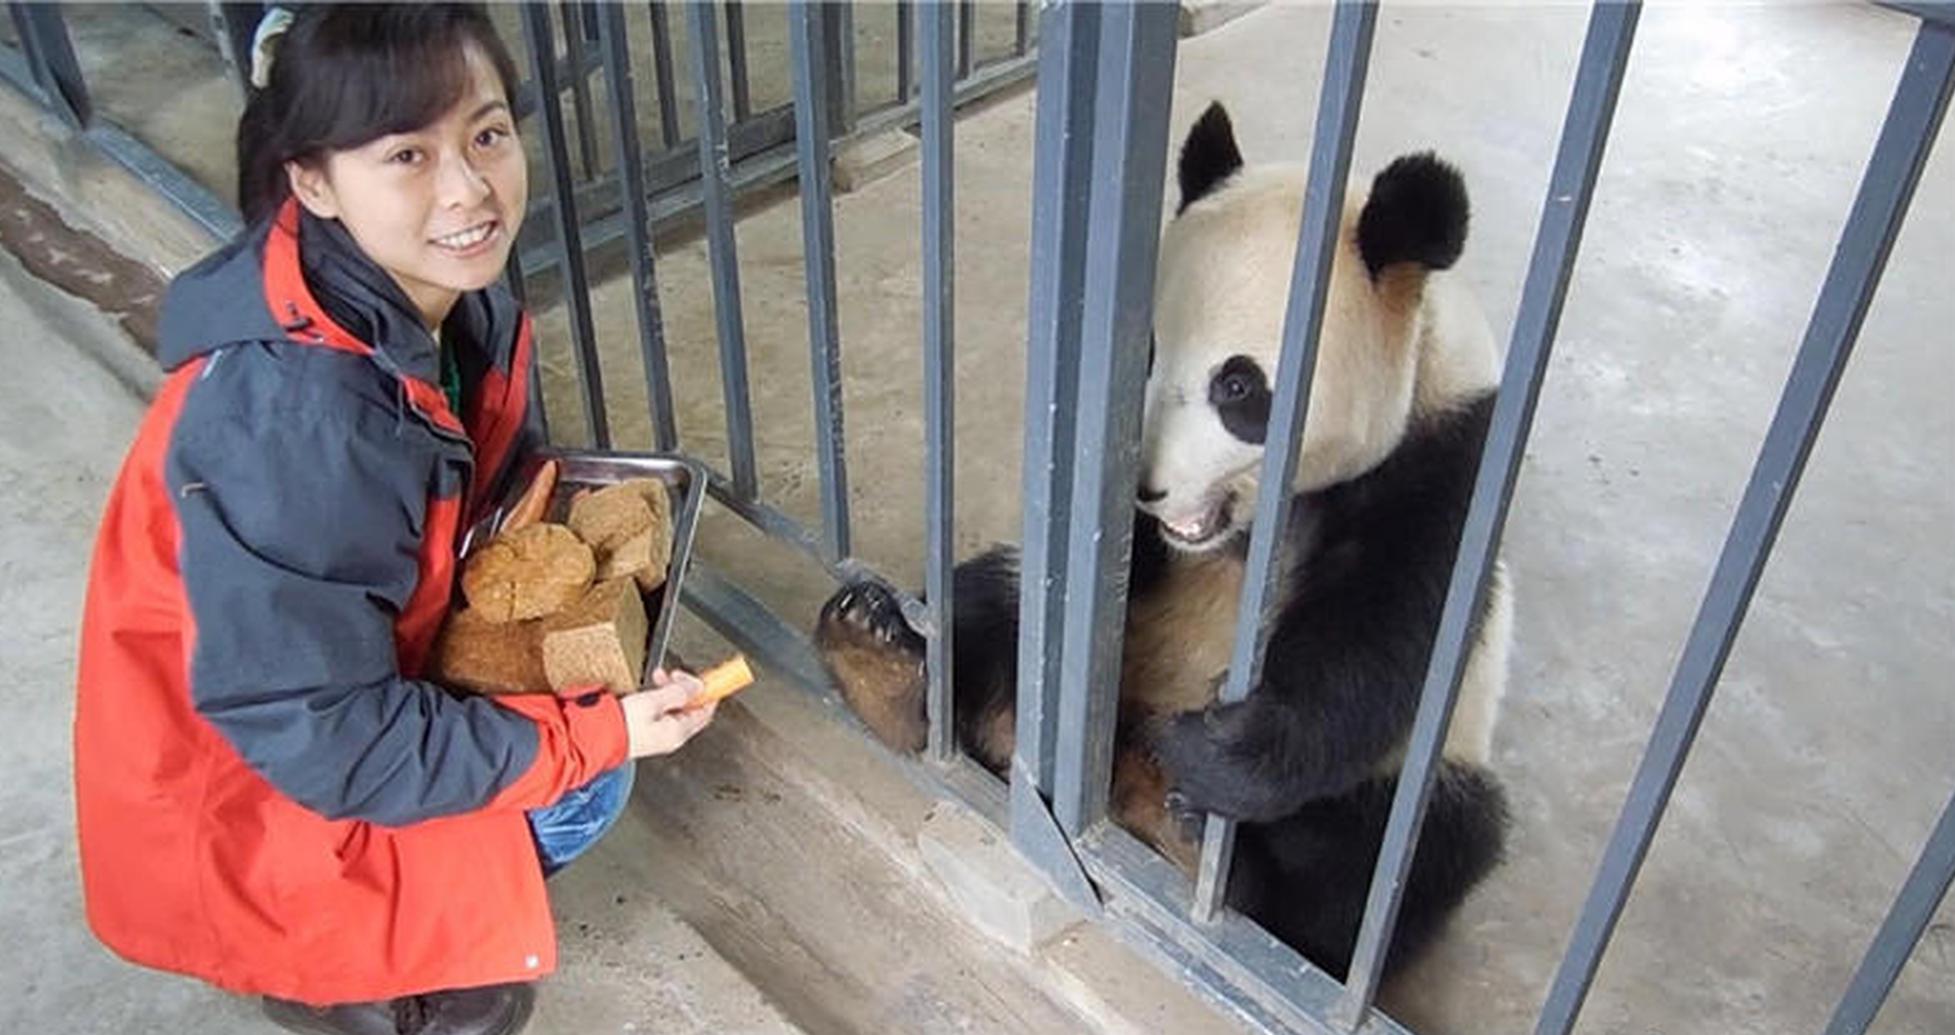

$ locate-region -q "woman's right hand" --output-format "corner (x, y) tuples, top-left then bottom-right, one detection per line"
(621, 669), (717, 759)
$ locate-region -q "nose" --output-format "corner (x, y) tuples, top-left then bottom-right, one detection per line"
(1137, 484), (1167, 504)
(438, 152), (491, 208)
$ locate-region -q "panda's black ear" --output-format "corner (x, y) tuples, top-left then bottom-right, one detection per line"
(1177, 102), (1243, 214)
(1356, 152), (1468, 277)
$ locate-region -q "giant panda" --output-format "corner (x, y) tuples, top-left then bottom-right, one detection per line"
(815, 102), (1511, 981)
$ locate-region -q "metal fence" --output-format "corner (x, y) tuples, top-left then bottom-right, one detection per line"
(7, 1), (1954, 1033)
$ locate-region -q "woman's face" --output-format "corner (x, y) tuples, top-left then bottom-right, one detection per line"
(287, 44), (527, 329)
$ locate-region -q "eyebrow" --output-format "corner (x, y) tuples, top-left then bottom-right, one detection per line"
(470, 100), (510, 121)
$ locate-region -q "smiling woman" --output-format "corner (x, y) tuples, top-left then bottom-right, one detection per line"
(71, 7), (720, 1035)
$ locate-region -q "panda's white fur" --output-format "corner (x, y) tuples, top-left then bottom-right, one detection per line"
(1135, 160), (1511, 771)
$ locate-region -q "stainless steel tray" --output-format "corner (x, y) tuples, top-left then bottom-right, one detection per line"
(461, 449), (707, 685)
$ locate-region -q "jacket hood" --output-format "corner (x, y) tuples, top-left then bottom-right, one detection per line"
(157, 199), (522, 397)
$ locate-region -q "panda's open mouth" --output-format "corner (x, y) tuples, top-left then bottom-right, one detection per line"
(1157, 494), (1235, 550)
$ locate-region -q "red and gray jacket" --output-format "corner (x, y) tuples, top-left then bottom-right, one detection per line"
(74, 199), (627, 1004)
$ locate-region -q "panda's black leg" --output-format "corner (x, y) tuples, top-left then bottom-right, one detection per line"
(815, 578), (929, 753)
(1228, 759), (1508, 981)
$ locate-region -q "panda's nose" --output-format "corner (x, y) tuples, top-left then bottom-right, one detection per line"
(1137, 484), (1167, 504)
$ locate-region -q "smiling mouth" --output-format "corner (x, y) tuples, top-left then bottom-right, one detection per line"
(1157, 494), (1234, 549)
(432, 220), (500, 254)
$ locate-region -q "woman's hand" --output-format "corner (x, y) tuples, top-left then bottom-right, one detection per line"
(621, 668), (717, 759)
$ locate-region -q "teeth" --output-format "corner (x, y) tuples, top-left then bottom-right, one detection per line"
(435, 223), (494, 248)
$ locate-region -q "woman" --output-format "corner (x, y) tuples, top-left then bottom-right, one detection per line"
(73, 8), (713, 1034)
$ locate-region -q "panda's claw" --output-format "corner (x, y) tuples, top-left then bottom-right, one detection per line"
(815, 577), (927, 658)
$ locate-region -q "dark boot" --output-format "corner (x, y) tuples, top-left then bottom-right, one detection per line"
(264, 983), (534, 1035)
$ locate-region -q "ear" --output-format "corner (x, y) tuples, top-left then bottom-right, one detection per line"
(1355, 152), (1468, 277)
(1177, 102), (1244, 214)
(285, 159), (341, 220)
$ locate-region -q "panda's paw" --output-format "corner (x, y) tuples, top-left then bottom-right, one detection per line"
(1155, 705), (1287, 823)
(816, 578), (927, 657)
(814, 579), (930, 753)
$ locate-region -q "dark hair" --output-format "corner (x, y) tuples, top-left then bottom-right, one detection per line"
(235, 4), (522, 225)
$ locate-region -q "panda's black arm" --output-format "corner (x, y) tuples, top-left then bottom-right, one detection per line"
(1154, 396), (1495, 822)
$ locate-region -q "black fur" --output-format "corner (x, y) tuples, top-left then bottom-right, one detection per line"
(1177, 102), (1245, 213)
(1154, 392), (1499, 820)
(1209, 355), (1272, 445)
(1356, 152), (1469, 277)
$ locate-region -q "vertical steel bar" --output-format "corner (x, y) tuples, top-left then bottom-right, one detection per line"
(558, 3), (600, 178)
(1822, 785), (1955, 1035)
(920, 0), (956, 762)
(685, 1), (760, 497)
(957, 0), (976, 80)
(1050, 1), (1180, 837)
(648, 2), (683, 149)
(1340, 2), (1640, 1024)
(790, 0), (853, 563)
(1008, 0), (1098, 817)
(595, 3), (679, 453)
(1188, 0), (1377, 926)
(725, 1), (753, 122)
(15, 2), (87, 127)
(519, 2), (611, 448)
(823, 2), (858, 134)
(897, 0), (916, 103)
(1533, 17), (1954, 1035)
(1015, 0), (1030, 57)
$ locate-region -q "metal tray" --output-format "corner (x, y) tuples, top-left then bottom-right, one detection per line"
(461, 449), (708, 685)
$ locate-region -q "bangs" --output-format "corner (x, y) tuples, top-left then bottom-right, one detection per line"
(295, 7), (519, 156)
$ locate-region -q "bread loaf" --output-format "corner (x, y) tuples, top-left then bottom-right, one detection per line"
(460, 523), (595, 623)
(540, 577), (649, 695)
(429, 609), (547, 695)
(567, 479), (673, 592)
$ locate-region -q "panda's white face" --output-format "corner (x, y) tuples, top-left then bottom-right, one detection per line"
(1141, 166), (1423, 553)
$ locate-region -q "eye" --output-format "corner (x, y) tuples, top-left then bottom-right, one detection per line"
(387, 147), (423, 166)
(1216, 372), (1251, 401)
(475, 125), (512, 149)
(1207, 355), (1271, 445)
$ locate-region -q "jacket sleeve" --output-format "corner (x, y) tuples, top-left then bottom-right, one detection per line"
(166, 369), (627, 827)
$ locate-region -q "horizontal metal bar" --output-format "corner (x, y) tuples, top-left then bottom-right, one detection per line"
(847, 47), (1040, 141)
(1534, 15), (1955, 1035)
(87, 119), (243, 242)
(1880, 1), (1955, 29)
(1822, 785), (1955, 1035)
(789, 0), (853, 564)
(1192, 0), (1376, 929)
(1051, 1), (1179, 837)
(920, 0), (956, 764)
(1078, 826), (1416, 1035)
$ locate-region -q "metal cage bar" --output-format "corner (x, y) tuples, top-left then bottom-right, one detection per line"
(957, 0), (977, 81)
(685, 0), (761, 498)
(1189, 0), (1377, 929)
(920, 0), (957, 763)
(726, 1), (753, 123)
(1015, 0), (1031, 56)
(647, 2), (684, 150)
(897, 0), (916, 103)
(1533, 15), (1955, 1035)
(1009, 0), (1098, 827)
(9, 1), (87, 127)
(1822, 784), (1955, 1035)
(520, 2), (612, 448)
(558, 3), (600, 179)
(1049, 1), (1179, 837)
(1340, 1), (1642, 1024)
(789, 0), (854, 564)
(594, 3), (679, 454)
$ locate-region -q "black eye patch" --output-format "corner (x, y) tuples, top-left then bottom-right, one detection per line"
(1208, 355), (1270, 444)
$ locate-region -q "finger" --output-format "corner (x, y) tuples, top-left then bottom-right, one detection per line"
(649, 667), (671, 686)
(638, 683), (692, 713)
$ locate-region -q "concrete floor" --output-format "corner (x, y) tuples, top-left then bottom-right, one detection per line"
(4, 2), (1953, 1034)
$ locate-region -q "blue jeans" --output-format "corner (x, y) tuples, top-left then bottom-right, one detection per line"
(527, 763), (635, 878)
